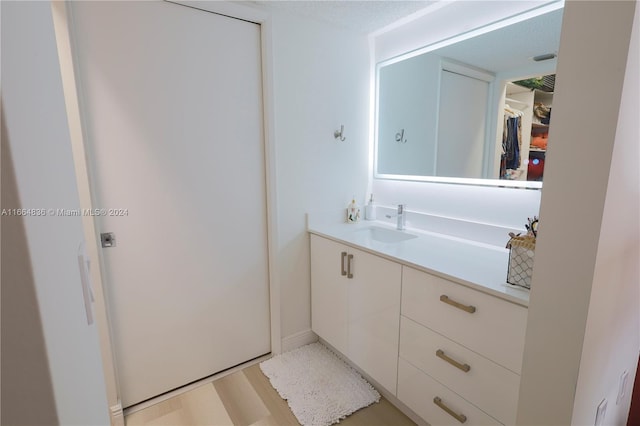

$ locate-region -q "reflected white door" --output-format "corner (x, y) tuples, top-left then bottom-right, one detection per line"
(437, 70), (490, 178)
(70, 1), (270, 407)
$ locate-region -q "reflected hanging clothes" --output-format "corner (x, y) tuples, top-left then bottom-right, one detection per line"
(500, 107), (523, 179)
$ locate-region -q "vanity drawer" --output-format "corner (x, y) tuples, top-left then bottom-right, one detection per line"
(401, 266), (527, 373)
(398, 358), (502, 426)
(400, 316), (519, 424)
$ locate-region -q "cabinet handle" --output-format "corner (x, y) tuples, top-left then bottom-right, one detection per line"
(436, 349), (471, 372)
(433, 397), (467, 424)
(340, 252), (347, 276)
(440, 295), (476, 314)
(347, 254), (354, 279)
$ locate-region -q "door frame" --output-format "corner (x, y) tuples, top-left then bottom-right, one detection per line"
(52, 1), (280, 423)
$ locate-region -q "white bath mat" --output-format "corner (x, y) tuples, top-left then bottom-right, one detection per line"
(260, 342), (380, 426)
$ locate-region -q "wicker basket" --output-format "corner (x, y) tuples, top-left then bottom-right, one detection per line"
(506, 235), (536, 289)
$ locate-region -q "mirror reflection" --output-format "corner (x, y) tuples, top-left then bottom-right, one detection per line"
(375, 7), (564, 185)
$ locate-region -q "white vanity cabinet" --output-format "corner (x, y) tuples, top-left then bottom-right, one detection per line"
(309, 228), (529, 426)
(310, 234), (401, 394)
(398, 266), (528, 425)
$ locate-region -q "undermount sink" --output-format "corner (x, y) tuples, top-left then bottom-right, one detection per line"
(356, 226), (418, 243)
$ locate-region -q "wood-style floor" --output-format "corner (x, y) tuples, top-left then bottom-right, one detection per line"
(125, 363), (416, 426)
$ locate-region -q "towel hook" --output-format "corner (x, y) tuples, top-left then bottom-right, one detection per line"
(395, 128), (407, 143)
(334, 124), (346, 141)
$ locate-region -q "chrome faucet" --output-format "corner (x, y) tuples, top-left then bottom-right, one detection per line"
(386, 204), (406, 230)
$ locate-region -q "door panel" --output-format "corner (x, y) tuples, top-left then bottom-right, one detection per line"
(437, 70), (489, 179)
(71, 1), (270, 407)
(347, 247), (401, 394)
(310, 235), (348, 355)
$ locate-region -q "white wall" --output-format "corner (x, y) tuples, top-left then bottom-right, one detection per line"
(517, 1), (638, 424)
(571, 2), (639, 424)
(2, 110), (60, 425)
(1, 2), (110, 424)
(267, 8), (371, 340)
(377, 53), (440, 176)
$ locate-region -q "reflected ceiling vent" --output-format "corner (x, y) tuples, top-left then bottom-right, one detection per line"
(513, 74), (555, 92)
(533, 53), (557, 62)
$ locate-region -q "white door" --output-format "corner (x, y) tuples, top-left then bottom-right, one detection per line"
(70, 1), (270, 407)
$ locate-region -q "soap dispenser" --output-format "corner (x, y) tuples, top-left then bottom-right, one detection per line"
(365, 194), (376, 221)
(347, 197), (360, 223)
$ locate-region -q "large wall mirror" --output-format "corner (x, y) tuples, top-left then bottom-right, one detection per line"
(374, 6), (564, 188)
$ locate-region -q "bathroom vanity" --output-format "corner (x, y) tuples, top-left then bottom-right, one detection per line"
(309, 217), (529, 425)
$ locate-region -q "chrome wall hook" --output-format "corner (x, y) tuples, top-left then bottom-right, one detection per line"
(334, 124), (346, 141)
(395, 129), (407, 143)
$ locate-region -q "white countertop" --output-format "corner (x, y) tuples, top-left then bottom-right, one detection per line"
(307, 217), (530, 307)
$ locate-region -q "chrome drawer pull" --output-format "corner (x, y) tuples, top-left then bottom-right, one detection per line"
(436, 349), (471, 372)
(433, 397), (467, 423)
(440, 295), (476, 313)
(341, 252), (347, 276)
(347, 254), (354, 279)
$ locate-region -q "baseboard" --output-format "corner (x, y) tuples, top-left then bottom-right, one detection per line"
(281, 329), (318, 353)
(110, 402), (125, 426)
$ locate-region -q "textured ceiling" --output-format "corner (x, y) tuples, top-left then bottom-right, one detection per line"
(249, 1), (563, 74)
(433, 8), (563, 73)
(250, 1), (437, 34)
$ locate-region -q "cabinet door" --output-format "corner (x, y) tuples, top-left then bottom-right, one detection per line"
(310, 234), (348, 355)
(348, 246), (402, 394)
